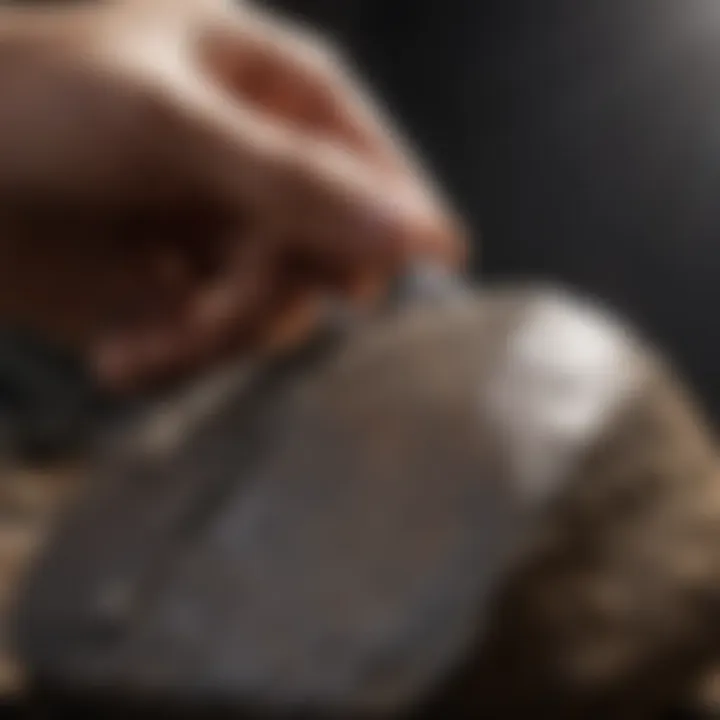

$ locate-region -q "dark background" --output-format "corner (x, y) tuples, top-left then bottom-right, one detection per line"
(269, 0), (720, 417)
(4, 0), (720, 456)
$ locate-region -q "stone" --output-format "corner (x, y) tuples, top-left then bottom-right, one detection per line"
(9, 281), (720, 718)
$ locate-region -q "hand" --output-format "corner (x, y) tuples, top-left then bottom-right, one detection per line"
(0, 0), (466, 390)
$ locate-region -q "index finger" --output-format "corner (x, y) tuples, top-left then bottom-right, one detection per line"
(201, 6), (411, 170)
(162, 61), (464, 272)
(196, 4), (467, 263)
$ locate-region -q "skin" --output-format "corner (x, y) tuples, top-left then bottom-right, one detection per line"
(0, 0), (465, 391)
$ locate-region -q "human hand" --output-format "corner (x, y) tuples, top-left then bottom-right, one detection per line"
(0, 0), (466, 390)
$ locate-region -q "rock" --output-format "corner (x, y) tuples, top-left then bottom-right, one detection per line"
(10, 283), (720, 718)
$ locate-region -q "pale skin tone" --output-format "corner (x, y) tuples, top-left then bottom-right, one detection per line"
(0, 0), (465, 391)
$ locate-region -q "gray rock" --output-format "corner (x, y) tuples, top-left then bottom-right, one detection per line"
(13, 282), (720, 719)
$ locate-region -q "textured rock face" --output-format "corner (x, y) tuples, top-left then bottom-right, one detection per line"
(6, 284), (720, 718)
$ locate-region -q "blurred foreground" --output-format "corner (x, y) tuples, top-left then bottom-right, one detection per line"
(1, 280), (720, 718)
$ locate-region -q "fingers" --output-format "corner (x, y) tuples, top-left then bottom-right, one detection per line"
(88, 4), (467, 391)
(91, 228), (324, 391)
(0, 0), (467, 393)
(93, 283), (323, 393)
(93, 235), (264, 389)
(209, 3), (466, 250)
(172, 75), (461, 272)
(197, 6), (406, 170)
(142, 4), (465, 272)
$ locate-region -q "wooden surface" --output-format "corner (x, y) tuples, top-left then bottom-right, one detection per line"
(0, 460), (86, 700)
